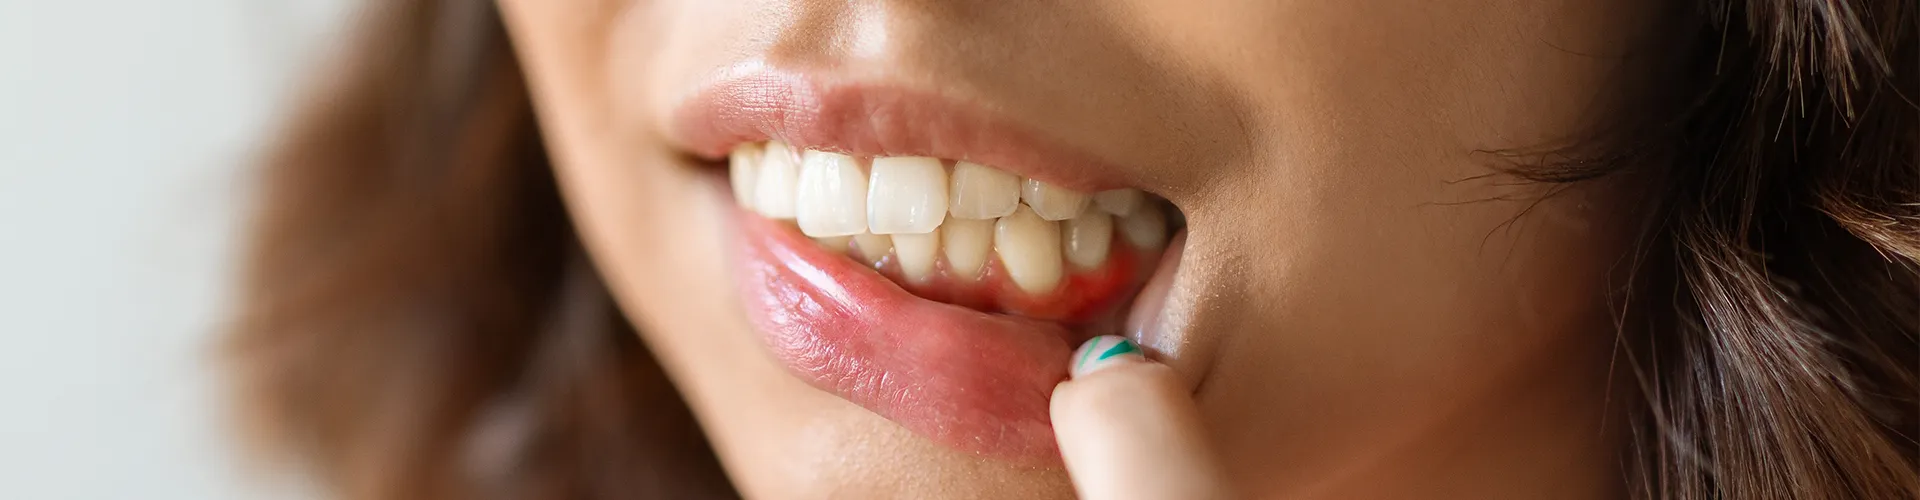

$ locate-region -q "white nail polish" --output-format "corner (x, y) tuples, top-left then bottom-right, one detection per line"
(1069, 335), (1144, 378)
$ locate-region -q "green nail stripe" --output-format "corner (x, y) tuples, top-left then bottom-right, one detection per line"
(1074, 337), (1143, 374)
(1096, 339), (1140, 361)
(1075, 339), (1103, 370)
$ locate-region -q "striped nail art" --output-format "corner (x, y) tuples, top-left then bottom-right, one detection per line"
(1070, 335), (1144, 378)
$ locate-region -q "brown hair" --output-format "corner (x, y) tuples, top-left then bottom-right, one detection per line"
(223, 1), (729, 498)
(224, 0), (1917, 499)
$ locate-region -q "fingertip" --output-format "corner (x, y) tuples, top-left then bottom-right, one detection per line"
(1051, 359), (1185, 418)
(1055, 335), (1189, 418)
(1051, 337), (1229, 499)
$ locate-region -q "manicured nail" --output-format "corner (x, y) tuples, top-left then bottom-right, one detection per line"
(1070, 335), (1145, 379)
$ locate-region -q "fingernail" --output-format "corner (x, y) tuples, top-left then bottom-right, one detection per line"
(1070, 335), (1145, 379)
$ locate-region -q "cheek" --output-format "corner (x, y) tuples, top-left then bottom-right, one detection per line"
(498, 0), (718, 279)
(499, 0), (741, 349)
(1182, 166), (1630, 491)
(1154, 0), (1645, 488)
(1176, 0), (1641, 390)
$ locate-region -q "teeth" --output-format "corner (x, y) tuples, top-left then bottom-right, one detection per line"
(891, 228), (941, 284)
(867, 157), (949, 234)
(812, 235), (853, 253)
(1093, 189), (1144, 216)
(853, 233), (892, 267)
(1061, 211), (1113, 270)
(1021, 179), (1091, 221)
(729, 143), (763, 203)
(795, 151), (870, 237)
(948, 161), (1021, 220)
(994, 205), (1064, 295)
(941, 217), (994, 281)
(737, 141), (1171, 292)
(753, 141), (802, 219)
(1119, 204), (1168, 250)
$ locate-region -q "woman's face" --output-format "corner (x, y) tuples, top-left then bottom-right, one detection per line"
(499, 0), (1655, 497)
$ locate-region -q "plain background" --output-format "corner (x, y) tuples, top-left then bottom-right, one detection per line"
(1, 0), (353, 498)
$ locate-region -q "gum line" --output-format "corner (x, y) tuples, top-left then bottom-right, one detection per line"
(766, 218), (1156, 325)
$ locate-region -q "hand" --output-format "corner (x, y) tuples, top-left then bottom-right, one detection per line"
(1051, 336), (1233, 500)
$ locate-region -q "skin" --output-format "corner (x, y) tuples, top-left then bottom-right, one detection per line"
(1054, 341), (1230, 500)
(497, 0), (1658, 498)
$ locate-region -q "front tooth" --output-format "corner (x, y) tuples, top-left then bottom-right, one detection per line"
(867, 156), (948, 234)
(1119, 204), (1168, 250)
(753, 141), (801, 219)
(1062, 211), (1113, 270)
(729, 143), (763, 203)
(853, 233), (892, 267)
(795, 151), (869, 237)
(948, 161), (1020, 219)
(994, 205), (1064, 294)
(941, 217), (994, 281)
(891, 228), (940, 284)
(1093, 189), (1144, 216)
(1021, 179), (1091, 220)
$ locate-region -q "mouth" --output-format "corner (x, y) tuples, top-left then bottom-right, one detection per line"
(671, 64), (1182, 464)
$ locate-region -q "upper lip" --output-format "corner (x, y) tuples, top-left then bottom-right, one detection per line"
(670, 61), (1130, 192)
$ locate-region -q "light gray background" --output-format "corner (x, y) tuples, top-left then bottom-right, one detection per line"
(1, 1), (353, 498)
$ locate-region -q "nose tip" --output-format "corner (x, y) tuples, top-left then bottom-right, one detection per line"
(760, 1), (859, 62)
(759, 0), (979, 71)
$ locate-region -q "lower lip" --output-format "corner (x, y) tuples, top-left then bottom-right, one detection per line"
(729, 206), (1079, 465)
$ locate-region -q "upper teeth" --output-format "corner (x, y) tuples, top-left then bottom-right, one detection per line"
(795, 150), (869, 237)
(948, 161), (1020, 219)
(1093, 189), (1143, 216)
(866, 156), (949, 234)
(730, 140), (1167, 294)
(750, 141), (803, 219)
(1021, 178), (1091, 221)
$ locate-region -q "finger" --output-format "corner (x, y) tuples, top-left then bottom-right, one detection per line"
(1051, 335), (1231, 500)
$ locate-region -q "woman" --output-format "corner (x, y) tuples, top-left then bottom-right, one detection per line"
(225, 0), (1918, 498)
